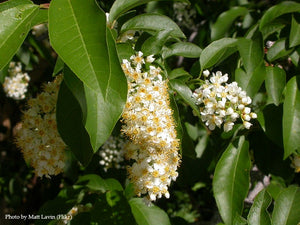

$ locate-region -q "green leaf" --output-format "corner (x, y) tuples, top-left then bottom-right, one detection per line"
(30, 8), (48, 26)
(49, 0), (127, 91)
(116, 42), (135, 62)
(247, 189), (272, 225)
(56, 80), (93, 166)
(129, 198), (171, 225)
(259, 1), (300, 30)
(141, 29), (172, 55)
(162, 42), (202, 59)
(0, 0), (39, 70)
(272, 186), (300, 225)
(53, 56), (64, 76)
(211, 7), (248, 41)
(49, 0), (127, 151)
(237, 38), (263, 74)
(108, 0), (190, 26)
(290, 48), (300, 66)
(200, 38), (237, 69)
(235, 64), (266, 98)
(289, 15), (300, 48)
(283, 76), (300, 158)
(260, 21), (286, 40)
(213, 136), (251, 225)
(265, 66), (286, 106)
(267, 38), (293, 62)
(169, 79), (201, 118)
(76, 174), (123, 192)
(120, 13), (186, 39)
(168, 68), (192, 81)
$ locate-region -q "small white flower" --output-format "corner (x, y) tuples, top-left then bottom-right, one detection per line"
(203, 70), (210, 77)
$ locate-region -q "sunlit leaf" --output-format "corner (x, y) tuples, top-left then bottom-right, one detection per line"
(0, 0), (38, 70)
(200, 38), (237, 69)
(272, 186), (300, 225)
(49, 0), (127, 151)
(213, 136), (251, 225)
(129, 198), (171, 225)
(247, 189), (272, 225)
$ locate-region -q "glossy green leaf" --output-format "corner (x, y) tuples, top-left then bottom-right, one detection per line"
(76, 174), (123, 192)
(235, 64), (266, 98)
(162, 42), (202, 59)
(265, 66), (286, 106)
(200, 38), (237, 69)
(49, 0), (127, 91)
(56, 80), (93, 166)
(169, 79), (201, 118)
(129, 198), (171, 225)
(141, 29), (172, 55)
(272, 186), (300, 225)
(213, 136), (251, 225)
(211, 7), (248, 41)
(261, 21), (285, 40)
(247, 189), (272, 225)
(283, 76), (300, 158)
(289, 15), (300, 48)
(49, 0), (127, 151)
(108, 0), (189, 26)
(290, 49), (300, 66)
(117, 42), (136, 62)
(237, 38), (263, 74)
(168, 68), (192, 81)
(120, 13), (186, 39)
(30, 8), (48, 26)
(259, 1), (300, 30)
(267, 38), (293, 62)
(0, 0), (39, 70)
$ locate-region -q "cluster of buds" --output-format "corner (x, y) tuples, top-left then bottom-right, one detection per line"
(3, 61), (30, 100)
(121, 52), (180, 202)
(291, 154), (300, 173)
(32, 24), (48, 37)
(192, 70), (257, 132)
(99, 136), (125, 171)
(15, 75), (66, 178)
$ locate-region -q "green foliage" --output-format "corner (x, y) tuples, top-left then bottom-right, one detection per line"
(213, 136), (251, 225)
(283, 76), (300, 158)
(0, 0), (38, 70)
(1, 0), (300, 224)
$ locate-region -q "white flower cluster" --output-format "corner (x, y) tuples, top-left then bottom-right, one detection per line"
(3, 62), (30, 100)
(16, 75), (66, 178)
(99, 136), (125, 171)
(192, 70), (257, 132)
(291, 154), (300, 173)
(121, 52), (180, 202)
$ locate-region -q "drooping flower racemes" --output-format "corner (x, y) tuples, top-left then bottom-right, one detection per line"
(121, 52), (180, 202)
(192, 70), (257, 132)
(15, 75), (66, 178)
